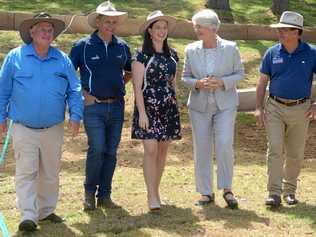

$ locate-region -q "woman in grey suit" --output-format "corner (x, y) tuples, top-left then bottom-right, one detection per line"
(182, 9), (244, 209)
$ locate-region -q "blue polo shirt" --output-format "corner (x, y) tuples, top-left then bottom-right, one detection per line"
(69, 31), (132, 99)
(0, 43), (83, 128)
(260, 41), (316, 99)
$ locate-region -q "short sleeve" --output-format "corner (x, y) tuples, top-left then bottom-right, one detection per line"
(260, 49), (271, 76)
(312, 45), (316, 74)
(170, 48), (179, 63)
(133, 50), (147, 65)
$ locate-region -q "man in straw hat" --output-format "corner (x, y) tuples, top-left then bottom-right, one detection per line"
(70, 1), (132, 211)
(0, 13), (83, 231)
(255, 11), (316, 208)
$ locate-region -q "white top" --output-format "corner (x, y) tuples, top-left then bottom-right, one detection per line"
(203, 47), (217, 108)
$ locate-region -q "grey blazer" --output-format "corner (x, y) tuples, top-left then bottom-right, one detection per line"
(182, 37), (244, 112)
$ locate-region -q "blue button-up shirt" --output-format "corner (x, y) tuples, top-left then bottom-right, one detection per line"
(0, 43), (83, 128)
(69, 31), (132, 99)
(260, 41), (316, 99)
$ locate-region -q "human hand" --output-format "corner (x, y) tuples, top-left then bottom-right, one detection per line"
(196, 76), (223, 90)
(305, 103), (316, 121)
(83, 90), (96, 106)
(207, 76), (224, 89)
(68, 120), (80, 137)
(0, 121), (7, 139)
(254, 108), (265, 128)
(138, 112), (149, 131)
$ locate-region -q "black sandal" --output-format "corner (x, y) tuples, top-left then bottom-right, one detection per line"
(195, 194), (215, 206)
(223, 191), (238, 209)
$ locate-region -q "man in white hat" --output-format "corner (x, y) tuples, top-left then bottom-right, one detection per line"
(255, 11), (316, 208)
(69, 1), (132, 211)
(0, 13), (83, 231)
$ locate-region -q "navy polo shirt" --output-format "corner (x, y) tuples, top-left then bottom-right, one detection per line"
(69, 31), (132, 99)
(260, 41), (316, 99)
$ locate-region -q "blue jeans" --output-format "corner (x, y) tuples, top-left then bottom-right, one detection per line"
(83, 100), (124, 199)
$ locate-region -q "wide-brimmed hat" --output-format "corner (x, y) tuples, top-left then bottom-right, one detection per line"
(140, 10), (177, 34)
(19, 12), (65, 44)
(88, 1), (128, 29)
(270, 11), (303, 30)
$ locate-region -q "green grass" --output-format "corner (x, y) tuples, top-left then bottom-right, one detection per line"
(0, 0), (315, 25)
(1, 1), (316, 236)
(1, 123), (316, 236)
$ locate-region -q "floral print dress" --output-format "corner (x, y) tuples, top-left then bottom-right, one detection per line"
(132, 50), (181, 141)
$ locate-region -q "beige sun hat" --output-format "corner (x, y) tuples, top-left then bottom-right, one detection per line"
(140, 10), (177, 34)
(88, 1), (128, 29)
(270, 11), (304, 30)
(19, 12), (65, 44)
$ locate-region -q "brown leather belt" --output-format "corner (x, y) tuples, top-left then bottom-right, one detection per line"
(95, 97), (118, 104)
(269, 94), (308, 106)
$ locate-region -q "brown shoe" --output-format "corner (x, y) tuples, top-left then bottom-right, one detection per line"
(39, 213), (64, 223)
(97, 198), (120, 209)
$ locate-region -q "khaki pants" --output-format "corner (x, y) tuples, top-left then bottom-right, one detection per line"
(12, 123), (64, 223)
(265, 98), (310, 196)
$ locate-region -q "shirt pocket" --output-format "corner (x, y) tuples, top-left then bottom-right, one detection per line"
(14, 71), (33, 82)
(13, 71), (33, 89)
(50, 72), (69, 96)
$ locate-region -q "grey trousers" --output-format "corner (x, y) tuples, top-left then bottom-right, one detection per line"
(12, 123), (64, 223)
(189, 106), (237, 195)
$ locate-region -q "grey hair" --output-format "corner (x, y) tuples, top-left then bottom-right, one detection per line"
(192, 9), (221, 30)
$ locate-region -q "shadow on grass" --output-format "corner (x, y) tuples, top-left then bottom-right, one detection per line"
(198, 204), (269, 229)
(269, 202), (316, 230)
(72, 204), (203, 236)
(11, 222), (77, 237)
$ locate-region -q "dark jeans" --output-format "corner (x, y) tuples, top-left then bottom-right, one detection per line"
(83, 100), (124, 199)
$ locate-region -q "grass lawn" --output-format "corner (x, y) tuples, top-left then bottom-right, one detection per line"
(1, 115), (316, 237)
(1, 0), (316, 236)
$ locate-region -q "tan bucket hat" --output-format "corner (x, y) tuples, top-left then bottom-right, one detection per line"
(88, 1), (128, 29)
(140, 10), (177, 34)
(270, 11), (304, 30)
(19, 12), (65, 44)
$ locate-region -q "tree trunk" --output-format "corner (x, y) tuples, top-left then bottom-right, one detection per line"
(205, 0), (230, 10)
(271, 0), (289, 15)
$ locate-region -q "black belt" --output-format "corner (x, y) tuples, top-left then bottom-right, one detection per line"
(95, 97), (119, 104)
(24, 125), (50, 130)
(269, 94), (308, 106)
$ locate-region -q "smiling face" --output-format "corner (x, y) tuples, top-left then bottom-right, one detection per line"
(276, 27), (300, 44)
(96, 15), (119, 38)
(148, 20), (169, 43)
(193, 23), (217, 41)
(30, 21), (54, 47)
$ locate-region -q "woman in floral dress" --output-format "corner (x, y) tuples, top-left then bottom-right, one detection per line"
(132, 10), (181, 211)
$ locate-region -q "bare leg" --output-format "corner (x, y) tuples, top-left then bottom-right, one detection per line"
(143, 139), (160, 209)
(156, 141), (170, 204)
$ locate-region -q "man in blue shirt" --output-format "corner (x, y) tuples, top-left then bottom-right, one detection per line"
(0, 13), (83, 232)
(255, 11), (316, 208)
(69, 1), (132, 211)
